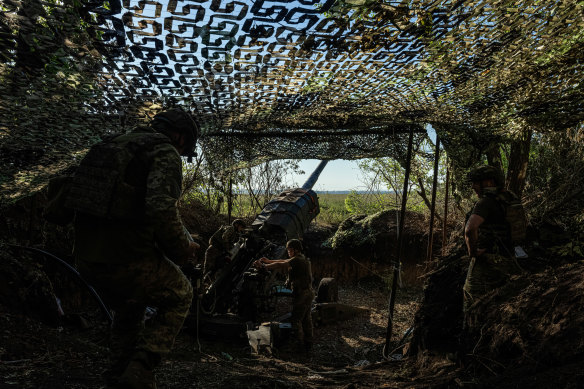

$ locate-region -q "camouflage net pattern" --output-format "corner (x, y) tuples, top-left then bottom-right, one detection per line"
(1, 0), (583, 203)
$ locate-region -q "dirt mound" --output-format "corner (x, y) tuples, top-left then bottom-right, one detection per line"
(329, 210), (427, 256)
(179, 198), (229, 243)
(464, 261), (584, 376)
(308, 210), (432, 285)
(408, 248), (467, 355)
(409, 239), (584, 389)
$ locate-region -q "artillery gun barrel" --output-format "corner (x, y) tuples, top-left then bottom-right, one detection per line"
(251, 160), (328, 240)
(301, 160), (329, 190)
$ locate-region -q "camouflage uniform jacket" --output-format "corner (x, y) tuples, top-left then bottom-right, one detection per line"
(288, 253), (313, 295)
(74, 126), (192, 265)
(468, 187), (512, 255)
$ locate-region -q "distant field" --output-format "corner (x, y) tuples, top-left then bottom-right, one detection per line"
(316, 192), (402, 225)
(225, 192), (352, 225)
(315, 193), (351, 225)
(226, 191), (419, 226)
(317, 192), (349, 202)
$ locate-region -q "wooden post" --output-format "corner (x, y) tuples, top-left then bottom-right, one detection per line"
(383, 126), (414, 359)
(442, 165), (450, 256)
(426, 136), (440, 262)
(227, 174), (233, 223)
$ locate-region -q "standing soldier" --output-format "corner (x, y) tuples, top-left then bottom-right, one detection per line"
(203, 219), (246, 279)
(463, 165), (524, 323)
(67, 108), (200, 389)
(256, 239), (315, 352)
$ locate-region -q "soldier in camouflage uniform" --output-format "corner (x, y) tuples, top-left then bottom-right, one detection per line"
(256, 239), (315, 352)
(463, 165), (523, 324)
(69, 109), (200, 389)
(203, 219), (246, 279)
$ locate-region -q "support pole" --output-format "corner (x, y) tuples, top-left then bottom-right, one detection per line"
(442, 165), (450, 256)
(426, 136), (440, 261)
(227, 175), (233, 223)
(383, 126), (414, 359)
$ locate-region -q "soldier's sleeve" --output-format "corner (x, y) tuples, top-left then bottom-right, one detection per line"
(145, 143), (191, 263)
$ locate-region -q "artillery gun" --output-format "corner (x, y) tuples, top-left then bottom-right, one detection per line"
(189, 162), (329, 339)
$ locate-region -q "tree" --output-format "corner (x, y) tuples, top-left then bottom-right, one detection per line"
(506, 129), (533, 197)
(357, 138), (447, 220)
(181, 156), (303, 220)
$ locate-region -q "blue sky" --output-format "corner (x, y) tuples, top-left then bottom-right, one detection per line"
(289, 125), (437, 191)
(290, 159), (365, 192)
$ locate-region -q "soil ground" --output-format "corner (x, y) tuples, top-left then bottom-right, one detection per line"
(0, 283), (436, 389)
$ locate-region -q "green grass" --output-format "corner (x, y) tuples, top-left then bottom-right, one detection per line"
(223, 192), (352, 225)
(315, 193), (351, 225)
(208, 191), (429, 227)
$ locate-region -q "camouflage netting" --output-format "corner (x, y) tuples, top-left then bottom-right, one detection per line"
(1, 0), (584, 203)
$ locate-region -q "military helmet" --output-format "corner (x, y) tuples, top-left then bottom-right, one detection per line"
(286, 239), (303, 252)
(232, 219), (245, 229)
(152, 108), (200, 161)
(467, 165), (504, 187)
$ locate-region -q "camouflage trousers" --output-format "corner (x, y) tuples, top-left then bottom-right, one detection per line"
(463, 253), (522, 315)
(78, 255), (193, 366)
(290, 289), (315, 346)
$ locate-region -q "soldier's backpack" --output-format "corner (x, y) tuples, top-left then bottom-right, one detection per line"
(496, 190), (528, 244)
(64, 131), (170, 220)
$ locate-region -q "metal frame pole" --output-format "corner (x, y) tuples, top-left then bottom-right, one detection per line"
(227, 174), (233, 223)
(383, 126), (414, 359)
(426, 136), (440, 261)
(442, 165), (450, 256)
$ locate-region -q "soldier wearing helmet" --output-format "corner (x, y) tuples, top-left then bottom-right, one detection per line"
(203, 219), (247, 279)
(463, 165), (523, 322)
(151, 108), (200, 162)
(70, 108), (201, 388)
(255, 239), (315, 353)
(466, 165), (505, 193)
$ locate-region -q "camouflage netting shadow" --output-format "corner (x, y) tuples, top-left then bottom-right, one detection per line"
(201, 128), (426, 168)
(2, 0), (584, 203)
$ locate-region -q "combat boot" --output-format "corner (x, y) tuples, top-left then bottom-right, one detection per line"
(114, 351), (158, 389)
